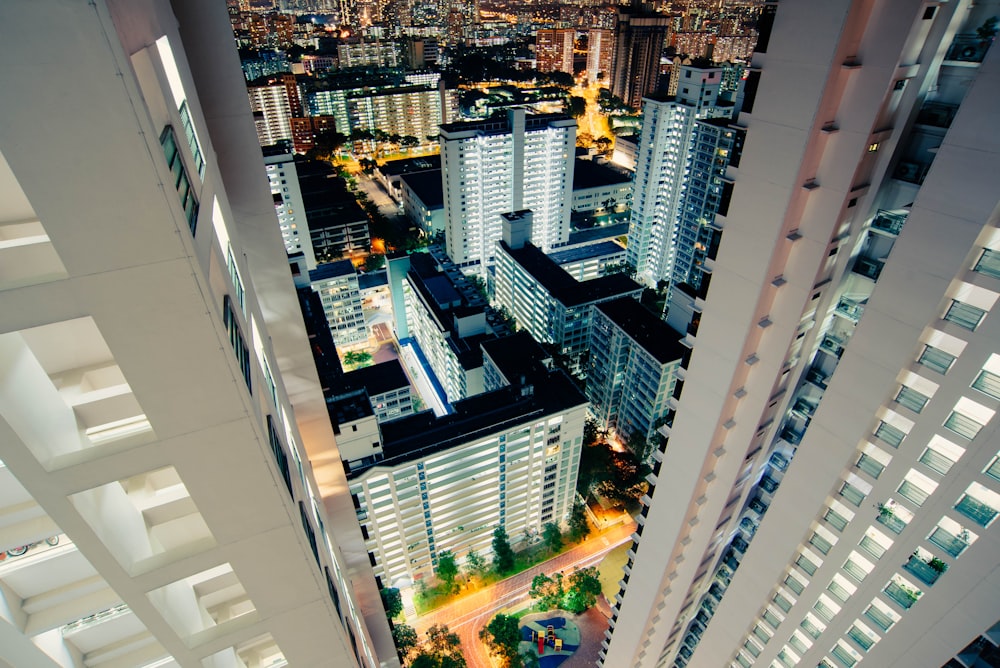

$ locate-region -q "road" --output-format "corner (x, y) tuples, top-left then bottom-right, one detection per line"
(410, 521), (636, 668)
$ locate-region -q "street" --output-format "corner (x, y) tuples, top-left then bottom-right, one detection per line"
(410, 520), (636, 668)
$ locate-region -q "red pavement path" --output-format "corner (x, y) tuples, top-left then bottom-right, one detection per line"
(410, 521), (637, 668)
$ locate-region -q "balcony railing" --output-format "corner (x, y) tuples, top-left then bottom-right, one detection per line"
(903, 555), (942, 586)
(893, 159), (931, 185)
(871, 210), (907, 235)
(945, 34), (992, 63)
(852, 256), (884, 281)
(876, 512), (907, 535)
(884, 581), (921, 609)
(928, 527), (968, 557)
(835, 296), (866, 322)
(806, 367), (829, 389)
(819, 334), (845, 358)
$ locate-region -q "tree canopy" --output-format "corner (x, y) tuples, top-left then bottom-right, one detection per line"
(435, 550), (459, 592)
(410, 625), (466, 668)
(479, 614), (521, 667)
(492, 526), (515, 574)
(380, 587), (402, 619)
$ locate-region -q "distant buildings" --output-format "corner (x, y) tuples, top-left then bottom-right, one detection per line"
(263, 146), (314, 266)
(297, 161), (371, 263)
(587, 28), (614, 83)
(626, 64), (740, 289)
(493, 211), (643, 375)
(587, 297), (685, 447)
(249, 78), (294, 145)
(349, 334), (586, 587)
(611, 6), (672, 109)
(571, 158), (633, 214)
(536, 28), (576, 75)
(440, 109), (576, 269)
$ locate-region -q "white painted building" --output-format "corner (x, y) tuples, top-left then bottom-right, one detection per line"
(348, 342), (586, 587)
(0, 2), (394, 666)
(603, 1), (1000, 667)
(248, 82), (293, 146)
(309, 260), (367, 348)
(440, 108), (576, 269)
(263, 146), (314, 267)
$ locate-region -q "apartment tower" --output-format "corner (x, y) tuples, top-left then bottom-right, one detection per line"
(603, 0), (1000, 667)
(536, 29), (577, 75)
(0, 1), (394, 667)
(612, 4), (673, 110)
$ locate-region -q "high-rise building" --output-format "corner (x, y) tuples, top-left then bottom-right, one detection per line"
(0, 1), (394, 667)
(587, 28), (615, 84)
(626, 64), (739, 289)
(248, 79), (295, 146)
(263, 146), (315, 267)
(536, 28), (577, 75)
(611, 4), (672, 110)
(439, 109), (576, 269)
(603, 1), (1000, 667)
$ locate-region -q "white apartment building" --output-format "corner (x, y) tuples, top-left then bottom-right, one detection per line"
(248, 83), (293, 146)
(440, 108), (576, 269)
(603, 1), (1000, 667)
(309, 260), (368, 348)
(263, 147), (314, 267)
(0, 2), (394, 667)
(626, 64), (738, 289)
(348, 343), (586, 587)
(493, 212), (643, 376)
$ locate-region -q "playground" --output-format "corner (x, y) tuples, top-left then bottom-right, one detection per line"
(519, 612), (581, 668)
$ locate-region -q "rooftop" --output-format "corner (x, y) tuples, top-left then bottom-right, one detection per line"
(378, 154), (441, 178)
(440, 111), (573, 137)
(360, 369), (586, 474)
(548, 241), (626, 265)
(572, 159), (633, 190)
(399, 169), (444, 209)
(499, 240), (642, 307)
(310, 259), (356, 282)
(481, 331), (553, 384)
(596, 297), (687, 365)
(339, 359), (410, 397)
(567, 222), (630, 246)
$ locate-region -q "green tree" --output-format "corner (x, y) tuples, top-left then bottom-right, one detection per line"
(392, 622), (418, 658)
(465, 549), (487, 579)
(364, 253), (385, 271)
(306, 129), (349, 161)
(563, 566), (602, 613)
(566, 95), (587, 118)
(542, 522), (563, 553)
(492, 526), (515, 574)
(568, 501), (591, 541)
(380, 587), (402, 619)
(479, 614), (521, 667)
(583, 417), (599, 446)
(343, 350), (373, 368)
(411, 625), (466, 668)
(435, 550), (459, 593)
(529, 572), (564, 610)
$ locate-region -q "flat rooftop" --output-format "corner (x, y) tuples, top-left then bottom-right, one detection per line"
(310, 259), (356, 282)
(360, 369), (586, 473)
(340, 359), (410, 397)
(596, 297), (687, 365)
(572, 159), (632, 189)
(481, 331), (552, 384)
(548, 240), (626, 265)
(399, 169), (444, 209)
(378, 154), (441, 177)
(499, 240), (641, 307)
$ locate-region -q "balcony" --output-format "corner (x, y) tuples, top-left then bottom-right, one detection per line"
(852, 256), (884, 281)
(819, 334), (846, 358)
(884, 581), (921, 609)
(893, 159), (931, 185)
(903, 555), (945, 586)
(876, 510), (907, 535)
(792, 398), (817, 418)
(835, 296), (866, 322)
(916, 101), (959, 129)
(806, 367), (829, 389)
(871, 210), (907, 236)
(781, 422), (805, 445)
(945, 34), (992, 63)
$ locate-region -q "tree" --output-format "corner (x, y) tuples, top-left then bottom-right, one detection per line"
(343, 351), (373, 368)
(529, 572), (564, 610)
(435, 550), (459, 593)
(392, 623), (418, 657)
(542, 522), (563, 553)
(563, 566), (603, 613)
(364, 253), (385, 271)
(626, 431), (654, 464)
(583, 417), (599, 446)
(566, 95), (587, 118)
(465, 549), (487, 580)
(411, 625), (466, 668)
(306, 129), (349, 161)
(568, 501), (591, 541)
(380, 587), (402, 619)
(479, 614), (521, 667)
(492, 526), (515, 574)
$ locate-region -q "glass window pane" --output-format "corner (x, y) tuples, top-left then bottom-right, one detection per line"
(919, 447), (955, 475)
(859, 535), (886, 560)
(825, 508), (849, 532)
(918, 345), (955, 374)
(896, 386), (929, 413)
(985, 456), (1000, 483)
(797, 554), (818, 575)
(814, 600), (836, 622)
(832, 643), (858, 667)
(843, 558), (867, 582)
(840, 482), (866, 507)
(928, 527), (969, 557)
(785, 574), (805, 595)
(944, 300), (986, 331)
(857, 454), (885, 479)
(864, 605), (894, 632)
(828, 580), (851, 603)
(972, 370), (1000, 400)
(810, 533), (833, 555)
(848, 624), (875, 651)
(875, 421), (905, 447)
(774, 592), (793, 613)
(944, 411), (983, 440)
(898, 480), (931, 506)
(974, 248), (1000, 279)
(955, 494), (998, 527)
(800, 617), (822, 640)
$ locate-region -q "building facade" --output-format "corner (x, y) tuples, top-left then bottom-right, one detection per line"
(348, 358), (586, 587)
(0, 1), (393, 666)
(310, 260), (368, 348)
(611, 7), (672, 110)
(439, 109), (576, 269)
(263, 146), (315, 267)
(626, 64), (739, 289)
(587, 297), (685, 447)
(603, 1), (1000, 667)
(587, 28), (614, 84)
(536, 28), (576, 75)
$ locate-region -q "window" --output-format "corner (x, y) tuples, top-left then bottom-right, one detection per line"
(762, 608), (782, 629)
(856, 454), (885, 479)
(972, 369), (1000, 400)
(985, 455), (1000, 482)
(955, 493), (998, 527)
(944, 411), (984, 440)
(928, 526), (969, 557)
(848, 624), (876, 651)
(944, 300), (987, 331)
(813, 599), (836, 622)
(918, 345), (956, 374)
(863, 604), (895, 632)
(223, 296), (252, 393)
(785, 573), (805, 595)
(800, 616), (823, 640)
(824, 508), (849, 532)
(974, 248), (1000, 279)
(827, 579), (852, 604)
(797, 554), (818, 575)
(858, 535), (886, 560)
(773, 592), (793, 613)
(919, 447), (955, 475)
(160, 126), (199, 233)
(810, 533), (834, 555)
(895, 386), (929, 413)
(874, 421), (905, 447)
(840, 482), (866, 507)
(842, 558), (868, 582)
